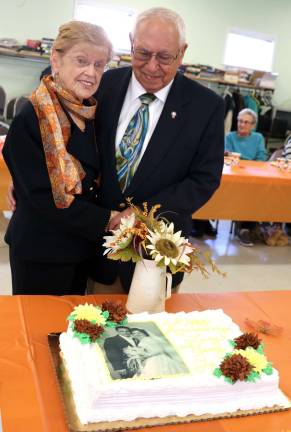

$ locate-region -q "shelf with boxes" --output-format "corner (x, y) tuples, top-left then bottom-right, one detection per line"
(184, 74), (275, 93)
(182, 64), (277, 92)
(0, 47), (50, 64)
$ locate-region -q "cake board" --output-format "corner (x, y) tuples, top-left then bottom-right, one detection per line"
(48, 333), (291, 432)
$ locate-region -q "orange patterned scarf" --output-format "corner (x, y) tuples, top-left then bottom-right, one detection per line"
(29, 74), (97, 208)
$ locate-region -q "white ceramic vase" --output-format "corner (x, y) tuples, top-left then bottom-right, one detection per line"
(126, 259), (172, 314)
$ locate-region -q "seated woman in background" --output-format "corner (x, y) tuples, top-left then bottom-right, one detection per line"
(225, 108), (267, 161)
(3, 21), (119, 295)
(225, 108), (267, 247)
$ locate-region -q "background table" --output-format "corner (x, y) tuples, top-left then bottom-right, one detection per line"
(0, 292), (290, 432)
(193, 160), (291, 222)
(2, 159), (291, 222)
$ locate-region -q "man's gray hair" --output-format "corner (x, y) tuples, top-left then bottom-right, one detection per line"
(238, 108), (258, 124)
(132, 7), (186, 46)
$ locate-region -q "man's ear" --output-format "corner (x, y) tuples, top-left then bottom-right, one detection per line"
(129, 32), (134, 51)
(180, 43), (188, 58)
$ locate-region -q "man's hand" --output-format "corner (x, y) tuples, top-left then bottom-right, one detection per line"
(7, 181), (16, 211)
(108, 207), (133, 231)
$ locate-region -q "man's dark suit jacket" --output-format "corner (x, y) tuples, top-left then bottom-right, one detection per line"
(3, 102), (110, 263)
(103, 334), (134, 370)
(91, 67), (225, 291)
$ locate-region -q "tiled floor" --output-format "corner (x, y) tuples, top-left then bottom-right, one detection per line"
(181, 223), (291, 293)
(0, 215), (290, 295)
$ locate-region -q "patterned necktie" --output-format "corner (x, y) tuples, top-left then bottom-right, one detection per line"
(116, 92), (156, 191)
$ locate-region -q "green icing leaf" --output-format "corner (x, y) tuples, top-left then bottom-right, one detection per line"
(105, 321), (116, 328)
(102, 310), (110, 320)
(105, 317), (128, 328)
(224, 376), (234, 385)
(80, 335), (91, 344)
(257, 344), (265, 354)
(246, 371), (260, 382)
(73, 331), (92, 344)
(213, 368), (222, 378)
(263, 363), (273, 375)
(229, 339), (236, 348)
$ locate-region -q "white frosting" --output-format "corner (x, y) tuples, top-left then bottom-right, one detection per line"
(59, 309), (287, 424)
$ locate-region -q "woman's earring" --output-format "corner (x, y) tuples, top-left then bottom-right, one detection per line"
(53, 71), (59, 82)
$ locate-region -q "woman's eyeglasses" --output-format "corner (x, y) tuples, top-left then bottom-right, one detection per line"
(70, 56), (108, 71)
(238, 119), (254, 125)
(56, 50), (108, 71)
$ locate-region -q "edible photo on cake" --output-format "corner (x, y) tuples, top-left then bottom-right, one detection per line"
(100, 322), (189, 380)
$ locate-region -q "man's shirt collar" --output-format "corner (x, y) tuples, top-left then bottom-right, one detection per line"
(129, 72), (173, 103)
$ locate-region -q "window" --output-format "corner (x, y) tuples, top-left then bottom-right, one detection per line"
(223, 29), (275, 72)
(74, 1), (136, 54)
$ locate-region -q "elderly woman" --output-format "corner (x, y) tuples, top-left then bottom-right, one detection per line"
(126, 328), (188, 378)
(3, 21), (118, 295)
(225, 108), (267, 246)
(225, 108), (267, 161)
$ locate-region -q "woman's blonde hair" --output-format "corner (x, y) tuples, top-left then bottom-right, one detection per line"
(53, 20), (113, 61)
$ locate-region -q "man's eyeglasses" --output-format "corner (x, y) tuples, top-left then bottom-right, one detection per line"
(131, 48), (180, 65)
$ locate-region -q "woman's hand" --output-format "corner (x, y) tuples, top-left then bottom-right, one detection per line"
(7, 181), (16, 211)
(123, 346), (139, 356)
(107, 207), (133, 231)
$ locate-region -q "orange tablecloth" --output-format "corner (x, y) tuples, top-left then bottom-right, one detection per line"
(0, 292), (291, 432)
(2, 159), (291, 221)
(0, 158), (10, 210)
(193, 160), (291, 222)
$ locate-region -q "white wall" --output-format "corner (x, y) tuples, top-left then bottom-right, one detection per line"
(0, 0), (290, 108)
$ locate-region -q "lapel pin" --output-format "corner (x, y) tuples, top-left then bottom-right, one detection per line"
(171, 111), (177, 119)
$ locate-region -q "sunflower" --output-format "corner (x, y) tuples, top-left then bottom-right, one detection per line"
(70, 304), (107, 326)
(234, 347), (268, 373)
(146, 221), (193, 268)
(103, 213), (136, 254)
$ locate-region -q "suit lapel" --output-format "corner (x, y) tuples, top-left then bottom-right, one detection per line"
(67, 121), (98, 169)
(125, 73), (191, 195)
(103, 70), (132, 172)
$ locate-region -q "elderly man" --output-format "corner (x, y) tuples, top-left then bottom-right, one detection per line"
(89, 7), (224, 292)
(225, 108), (267, 246)
(103, 326), (137, 378)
